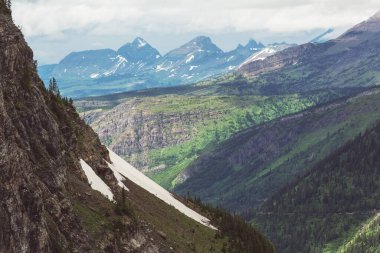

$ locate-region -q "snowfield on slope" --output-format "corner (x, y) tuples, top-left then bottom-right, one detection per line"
(106, 148), (216, 229)
(80, 159), (114, 201)
(79, 150), (216, 229)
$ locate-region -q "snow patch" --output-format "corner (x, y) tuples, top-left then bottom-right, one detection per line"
(106, 149), (216, 229)
(227, 56), (234, 62)
(90, 73), (100, 79)
(239, 44), (294, 69)
(137, 38), (147, 48)
(239, 47), (277, 68)
(104, 55), (128, 76)
(155, 64), (170, 72)
(107, 162), (129, 191)
(79, 160), (114, 201)
(185, 54), (195, 64)
(189, 65), (198, 71)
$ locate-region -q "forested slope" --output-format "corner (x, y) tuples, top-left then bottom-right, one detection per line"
(252, 118), (380, 253)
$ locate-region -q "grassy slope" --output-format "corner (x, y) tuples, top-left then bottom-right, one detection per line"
(335, 213), (380, 253)
(148, 93), (321, 189)
(68, 167), (276, 253)
(175, 88), (380, 212)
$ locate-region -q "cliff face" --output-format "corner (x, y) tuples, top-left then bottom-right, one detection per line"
(0, 5), (167, 253)
(81, 97), (229, 169)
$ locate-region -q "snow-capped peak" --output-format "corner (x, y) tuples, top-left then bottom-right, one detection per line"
(137, 39), (147, 48)
(135, 37), (147, 48)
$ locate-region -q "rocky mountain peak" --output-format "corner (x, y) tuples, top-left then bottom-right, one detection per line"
(245, 39), (265, 50)
(117, 37), (161, 63)
(132, 37), (148, 48)
(189, 36), (222, 52)
(164, 36), (223, 60)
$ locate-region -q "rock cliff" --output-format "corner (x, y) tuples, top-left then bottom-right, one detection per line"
(0, 3), (172, 252)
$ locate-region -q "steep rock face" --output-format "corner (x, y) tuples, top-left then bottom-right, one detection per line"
(0, 5), (171, 253)
(1, 9), (103, 252)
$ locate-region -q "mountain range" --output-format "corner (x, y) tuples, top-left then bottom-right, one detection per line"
(39, 36), (294, 98)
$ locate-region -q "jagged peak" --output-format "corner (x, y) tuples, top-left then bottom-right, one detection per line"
(186, 36), (222, 52)
(118, 37), (158, 51)
(132, 37), (148, 48)
(245, 39), (265, 49)
(117, 37), (161, 62)
(190, 35), (212, 43)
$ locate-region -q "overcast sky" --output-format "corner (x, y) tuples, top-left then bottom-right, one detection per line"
(12, 0), (380, 65)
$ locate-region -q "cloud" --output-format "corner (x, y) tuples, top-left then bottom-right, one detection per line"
(13, 0), (380, 37)
(12, 0), (380, 64)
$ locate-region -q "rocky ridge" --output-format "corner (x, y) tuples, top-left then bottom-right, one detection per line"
(0, 4), (189, 252)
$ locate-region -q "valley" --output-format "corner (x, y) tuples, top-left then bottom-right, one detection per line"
(175, 87), (380, 212)
(76, 82), (359, 190)
(72, 10), (380, 253)
(4, 0), (380, 251)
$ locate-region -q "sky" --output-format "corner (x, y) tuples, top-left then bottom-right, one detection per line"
(12, 0), (380, 65)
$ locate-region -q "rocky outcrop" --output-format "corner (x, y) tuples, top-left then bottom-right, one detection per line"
(0, 4), (173, 252)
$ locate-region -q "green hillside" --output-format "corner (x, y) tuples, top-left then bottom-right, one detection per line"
(336, 213), (380, 253)
(175, 88), (380, 212)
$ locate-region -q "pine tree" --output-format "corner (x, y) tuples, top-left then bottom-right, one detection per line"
(48, 77), (61, 98)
